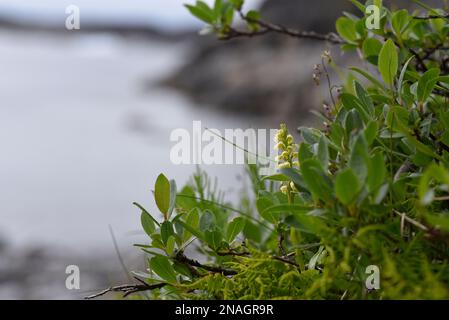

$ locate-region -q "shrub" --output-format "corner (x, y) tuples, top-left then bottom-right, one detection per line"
(100, 1), (449, 300)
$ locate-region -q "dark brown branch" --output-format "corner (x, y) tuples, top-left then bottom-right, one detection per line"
(175, 252), (237, 276)
(272, 255), (300, 268)
(408, 48), (428, 72)
(413, 14), (449, 20)
(422, 43), (444, 61)
(216, 250), (250, 257)
(278, 232), (287, 257)
(221, 27), (270, 40)
(84, 278), (167, 299)
(220, 10), (344, 44)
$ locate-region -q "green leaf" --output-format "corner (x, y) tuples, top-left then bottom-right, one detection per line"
(155, 174), (171, 218)
(349, 0), (365, 12)
(335, 168), (361, 205)
(183, 209), (200, 242)
(177, 220), (205, 242)
(350, 67), (386, 90)
(200, 210), (216, 232)
(257, 197), (280, 224)
(261, 204), (311, 216)
(341, 93), (370, 123)
(229, 0), (244, 10)
(362, 38), (382, 65)
(141, 211), (155, 236)
(280, 168), (308, 190)
(354, 81), (374, 116)
(161, 221), (175, 245)
(204, 229), (223, 250)
(300, 159), (333, 203)
(246, 10), (260, 21)
(167, 179), (177, 220)
(298, 143), (314, 163)
(309, 246), (325, 270)
(349, 134), (370, 182)
(419, 164), (449, 206)
(441, 131), (449, 148)
(336, 17), (358, 42)
(345, 109), (364, 133)
(243, 220), (262, 242)
(417, 68), (440, 103)
(317, 136), (329, 172)
(173, 262), (193, 278)
(246, 10), (261, 31)
(213, 0), (223, 18)
(226, 217), (246, 242)
(298, 127), (322, 144)
(392, 9), (410, 36)
(165, 236), (176, 255)
(261, 173), (290, 183)
(386, 105), (409, 132)
(364, 120), (379, 146)
(134, 202), (160, 226)
(185, 3), (214, 24)
(176, 186), (197, 211)
(378, 39), (398, 86)
(150, 234), (165, 250)
(367, 152), (386, 193)
(149, 255), (177, 283)
(387, 107), (442, 161)
(425, 213), (449, 232)
(224, 5), (235, 25)
(261, 173), (290, 182)
(398, 56), (414, 103)
(196, 0), (212, 12)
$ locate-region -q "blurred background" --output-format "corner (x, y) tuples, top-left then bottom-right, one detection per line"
(0, 0), (435, 299)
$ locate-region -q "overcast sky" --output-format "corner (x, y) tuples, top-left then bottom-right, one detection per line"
(0, 0), (261, 30)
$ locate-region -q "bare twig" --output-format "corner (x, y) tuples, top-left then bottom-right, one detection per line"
(434, 196), (449, 201)
(393, 210), (429, 232)
(109, 225), (132, 283)
(85, 278), (167, 299)
(394, 161), (413, 182)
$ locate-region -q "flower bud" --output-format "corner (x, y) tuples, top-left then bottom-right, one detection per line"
(278, 162), (291, 169)
(280, 185), (289, 194)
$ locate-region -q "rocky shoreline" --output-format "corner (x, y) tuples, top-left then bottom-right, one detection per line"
(0, 238), (142, 299)
(161, 0), (355, 120)
(161, 0), (443, 119)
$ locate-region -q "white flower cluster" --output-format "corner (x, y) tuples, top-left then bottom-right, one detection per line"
(274, 124), (299, 194)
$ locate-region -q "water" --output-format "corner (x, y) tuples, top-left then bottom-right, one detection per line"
(0, 30), (268, 251)
(0, 0), (261, 30)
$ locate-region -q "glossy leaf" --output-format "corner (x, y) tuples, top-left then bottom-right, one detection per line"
(378, 39), (398, 86)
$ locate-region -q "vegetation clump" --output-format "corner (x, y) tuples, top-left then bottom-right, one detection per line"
(95, 1), (449, 300)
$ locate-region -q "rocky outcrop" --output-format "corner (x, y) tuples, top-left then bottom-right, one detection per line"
(163, 0), (443, 119)
(0, 243), (140, 299)
(162, 0), (354, 120)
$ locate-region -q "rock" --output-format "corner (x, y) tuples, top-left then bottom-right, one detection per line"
(162, 0), (355, 120)
(0, 244), (142, 299)
(162, 0), (443, 120)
